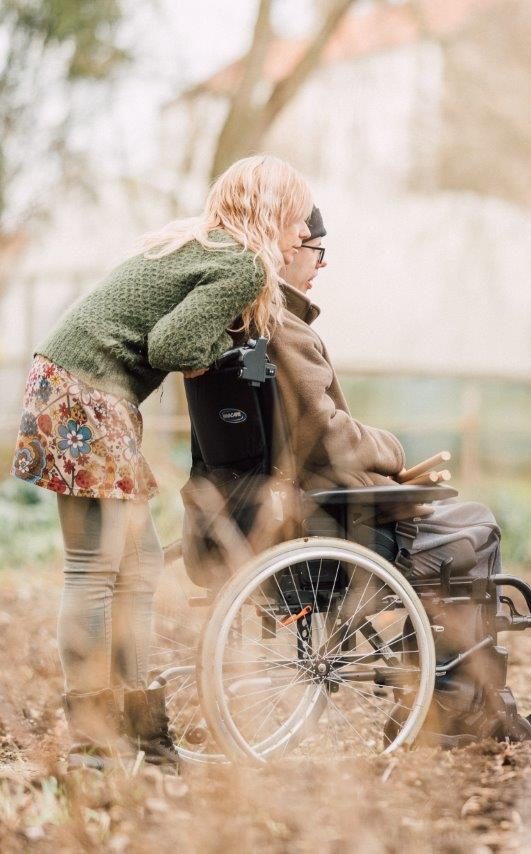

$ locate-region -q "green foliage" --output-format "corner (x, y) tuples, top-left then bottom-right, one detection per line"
(0, 443), (189, 571)
(340, 374), (531, 478)
(2, 0), (129, 79)
(1, 471), (530, 572)
(0, 0), (129, 229)
(0, 478), (62, 569)
(467, 477), (531, 568)
(339, 373), (531, 567)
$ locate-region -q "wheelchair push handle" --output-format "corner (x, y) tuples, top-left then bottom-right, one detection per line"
(493, 574), (531, 631)
(213, 337), (276, 387)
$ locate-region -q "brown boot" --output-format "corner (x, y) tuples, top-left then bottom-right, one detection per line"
(124, 686), (179, 767)
(63, 689), (132, 771)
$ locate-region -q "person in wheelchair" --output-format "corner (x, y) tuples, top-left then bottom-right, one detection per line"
(182, 206), (531, 748)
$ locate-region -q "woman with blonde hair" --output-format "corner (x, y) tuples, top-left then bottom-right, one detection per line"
(11, 154), (313, 769)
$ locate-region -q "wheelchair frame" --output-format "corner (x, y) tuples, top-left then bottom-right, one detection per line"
(155, 339), (531, 763)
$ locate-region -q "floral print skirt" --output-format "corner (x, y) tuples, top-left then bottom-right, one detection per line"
(11, 357), (158, 500)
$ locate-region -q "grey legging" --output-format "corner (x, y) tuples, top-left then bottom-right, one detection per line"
(57, 494), (163, 693)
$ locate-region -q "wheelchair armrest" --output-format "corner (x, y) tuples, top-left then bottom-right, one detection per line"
(305, 484), (458, 507)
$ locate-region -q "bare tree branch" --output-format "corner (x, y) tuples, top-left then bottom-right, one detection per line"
(210, 0), (356, 179)
(230, 0), (273, 115)
(261, 0), (355, 130)
(210, 0), (273, 179)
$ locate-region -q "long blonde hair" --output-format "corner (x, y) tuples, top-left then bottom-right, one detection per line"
(141, 155), (313, 337)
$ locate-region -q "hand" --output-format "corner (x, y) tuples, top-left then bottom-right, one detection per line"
(182, 367), (208, 379)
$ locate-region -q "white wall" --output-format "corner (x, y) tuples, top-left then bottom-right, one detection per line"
(4, 36), (531, 396)
(311, 186), (531, 378)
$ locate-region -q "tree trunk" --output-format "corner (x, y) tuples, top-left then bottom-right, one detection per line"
(210, 0), (356, 181)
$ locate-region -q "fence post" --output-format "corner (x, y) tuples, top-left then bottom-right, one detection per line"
(460, 381), (481, 483)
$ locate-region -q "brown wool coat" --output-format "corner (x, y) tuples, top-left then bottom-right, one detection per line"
(267, 284), (405, 490)
(180, 283), (406, 584)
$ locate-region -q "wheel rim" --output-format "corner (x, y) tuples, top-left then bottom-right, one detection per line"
(199, 539), (436, 764)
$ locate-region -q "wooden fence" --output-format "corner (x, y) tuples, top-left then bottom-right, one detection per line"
(2, 272), (530, 482)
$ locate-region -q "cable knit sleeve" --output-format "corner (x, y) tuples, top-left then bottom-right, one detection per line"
(147, 250), (265, 372)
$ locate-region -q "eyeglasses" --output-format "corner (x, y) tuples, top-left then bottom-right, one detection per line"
(300, 244), (326, 265)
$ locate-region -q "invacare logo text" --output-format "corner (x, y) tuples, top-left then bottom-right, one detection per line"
(219, 409), (247, 424)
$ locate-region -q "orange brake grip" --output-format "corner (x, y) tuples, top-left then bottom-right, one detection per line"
(281, 605), (312, 627)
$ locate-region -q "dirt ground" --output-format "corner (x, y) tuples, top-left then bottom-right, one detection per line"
(2, 563), (531, 853)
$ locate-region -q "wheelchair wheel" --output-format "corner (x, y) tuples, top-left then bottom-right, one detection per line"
(198, 537), (436, 764)
(148, 665), (226, 764)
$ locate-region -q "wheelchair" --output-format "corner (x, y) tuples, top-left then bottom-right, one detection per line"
(151, 338), (531, 765)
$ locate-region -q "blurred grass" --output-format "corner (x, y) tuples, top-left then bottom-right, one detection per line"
(0, 478), (62, 569)
(2, 371), (531, 570)
(464, 476), (531, 568)
(340, 373), (531, 569)
(1, 454), (530, 572)
(0, 435), (190, 571)
(340, 374), (531, 479)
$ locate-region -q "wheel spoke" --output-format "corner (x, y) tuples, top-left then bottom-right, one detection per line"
(199, 542), (435, 763)
(235, 677), (310, 737)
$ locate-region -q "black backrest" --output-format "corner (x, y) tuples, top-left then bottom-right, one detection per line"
(184, 338), (277, 477)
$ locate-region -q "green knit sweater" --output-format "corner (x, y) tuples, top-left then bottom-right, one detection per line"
(38, 232), (265, 404)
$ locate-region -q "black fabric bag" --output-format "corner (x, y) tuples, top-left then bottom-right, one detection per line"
(181, 358), (276, 588)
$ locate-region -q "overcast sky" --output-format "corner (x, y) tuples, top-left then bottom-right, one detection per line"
(83, 0), (318, 174)
(156, 0), (316, 83)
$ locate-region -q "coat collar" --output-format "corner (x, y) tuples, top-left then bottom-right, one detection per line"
(280, 282), (320, 325)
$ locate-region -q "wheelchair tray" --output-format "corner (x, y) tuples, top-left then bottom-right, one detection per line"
(307, 484), (458, 507)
